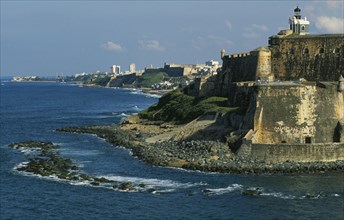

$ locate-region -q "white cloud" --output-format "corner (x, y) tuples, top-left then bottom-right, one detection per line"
(225, 20), (233, 30)
(242, 32), (260, 39)
(208, 35), (233, 47)
(252, 24), (269, 32)
(138, 40), (165, 51)
(242, 23), (268, 39)
(192, 35), (232, 51)
(326, 0), (342, 9)
(192, 36), (206, 51)
(101, 41), (124, 51)
(315, 16), (344, 33)
(303, 1), (343, 32)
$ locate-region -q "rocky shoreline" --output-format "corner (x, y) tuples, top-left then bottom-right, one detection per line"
(9, 141), (155, 192)
(56, 122), (344, 174)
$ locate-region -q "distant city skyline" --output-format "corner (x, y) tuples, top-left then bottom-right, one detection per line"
(1, 0), (343, 77)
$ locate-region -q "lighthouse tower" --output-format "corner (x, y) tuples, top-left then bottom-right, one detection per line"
(289, 6), (310, 35)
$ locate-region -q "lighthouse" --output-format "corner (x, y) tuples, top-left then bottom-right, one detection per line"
(289, 6), (310, 35)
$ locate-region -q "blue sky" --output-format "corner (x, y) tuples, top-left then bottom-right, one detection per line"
(1, 0), (343, 77)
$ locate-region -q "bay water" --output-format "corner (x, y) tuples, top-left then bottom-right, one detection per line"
(1, 82), (343, 219)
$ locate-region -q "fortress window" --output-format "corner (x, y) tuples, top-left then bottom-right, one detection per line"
(289, 48), (295, 55)
(333, 48), (340, 53)
(305, 137), (312, 144)
(319, 48), (324, 54)
(303, 48), (309, 54)
(301, 25), (305, 31)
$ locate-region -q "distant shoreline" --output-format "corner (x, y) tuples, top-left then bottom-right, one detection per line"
(9, 80), (171, 95)
(11, 80), (57, 83)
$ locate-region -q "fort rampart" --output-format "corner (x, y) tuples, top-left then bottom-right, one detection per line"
(269, 34), (344, 81)
(238, 141), (344, 163)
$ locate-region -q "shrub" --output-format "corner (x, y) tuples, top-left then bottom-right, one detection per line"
(135, 72), (168, 88)
(139, 89), (239, 123)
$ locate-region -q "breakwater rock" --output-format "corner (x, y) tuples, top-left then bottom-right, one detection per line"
(56, 126), (344, 174)
(9, 141), (154, 192)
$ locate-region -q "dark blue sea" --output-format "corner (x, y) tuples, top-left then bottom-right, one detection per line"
(1, 81), (343, 220)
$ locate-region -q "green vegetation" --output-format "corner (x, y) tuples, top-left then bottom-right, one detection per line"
(92, 76), (111, 86)
(63, 73), (111, 86)
(135, 72), (168, 88)
(139, 89), (239, 123)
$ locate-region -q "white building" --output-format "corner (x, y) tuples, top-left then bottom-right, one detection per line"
(289, 6), (310, 35)
(129, 63), (136, 73)
(205, 60), (219, 67)
(111, 65), (121, 74)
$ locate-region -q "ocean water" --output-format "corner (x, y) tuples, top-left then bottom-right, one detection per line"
(0, 81), (343, 220)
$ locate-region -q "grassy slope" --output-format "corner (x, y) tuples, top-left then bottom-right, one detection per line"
(139, 89), (239, 124)
(135, 72), (168, 88)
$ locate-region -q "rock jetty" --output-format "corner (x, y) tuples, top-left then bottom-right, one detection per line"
(9, 141), (153, 191)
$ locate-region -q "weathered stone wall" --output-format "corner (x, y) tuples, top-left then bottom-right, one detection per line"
(238, 141), (344, 163)
(269, 34), (344, 81)
(218, 34), (343, 88)
(144, 68), (164, 74)
(164, 64), (204, 77)
(216, 47), (273, 97)
(197, 76), (218, 97)
(188, 73), (224, 98)
(255, 49), (273, 80)
(221, 53), (258, 82)
(252, 83), (343, 144)
(164, 66), (185, 77)
(216, 54), (257, 97)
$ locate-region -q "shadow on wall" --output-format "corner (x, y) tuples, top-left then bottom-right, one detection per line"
(333, 121), (343, 142)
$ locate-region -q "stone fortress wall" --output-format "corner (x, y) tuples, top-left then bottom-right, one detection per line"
(144, 63), (206, 77)
(190, 46), (273, 98)
(229, 66), (344, 164)
(188, 8), (344, 163)
(269, 34), (344, 81)
(253, 83), (343, 144)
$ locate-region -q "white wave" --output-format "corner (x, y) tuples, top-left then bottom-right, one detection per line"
(203, 184), (244, 195)
(129, 90), (162, 98)
(98, 174), (206, 190)
(95, 115), (115, 119)
(260, 192), (296, 200)
(64, 83), (79, 87)
(300, 193), (323, 200)
(13, 161), (29, 170)
(13, 166), (68, 183)
(18, 147), (40, 155)
(131, 105), (142, 111)
(12, 160), (205, 194)
(70, 180), (92, 186)
(142, 93), (162, 98)
(59, 149), (102, 156)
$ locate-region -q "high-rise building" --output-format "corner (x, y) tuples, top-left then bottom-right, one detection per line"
(111, 65), (121, 74)
(129, 63), (136, 73)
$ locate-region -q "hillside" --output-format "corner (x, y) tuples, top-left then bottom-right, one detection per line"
(139, 89), (240, 124)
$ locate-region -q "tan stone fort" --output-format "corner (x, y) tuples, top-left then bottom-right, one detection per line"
(190, 7), (344, 163)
